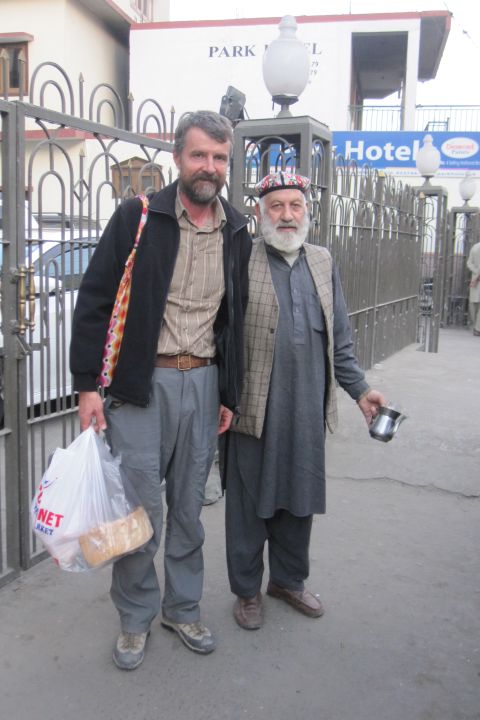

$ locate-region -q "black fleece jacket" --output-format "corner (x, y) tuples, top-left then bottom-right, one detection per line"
(70, 181), (252, 411)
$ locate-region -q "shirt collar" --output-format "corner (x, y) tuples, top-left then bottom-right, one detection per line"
(175, 190), (226, 231)
(264, 240), (305, 263)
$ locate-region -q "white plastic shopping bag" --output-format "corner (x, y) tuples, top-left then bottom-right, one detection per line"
(31, 427), (153, 572)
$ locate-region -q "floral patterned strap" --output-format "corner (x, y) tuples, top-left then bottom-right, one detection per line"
(97, 194), (149, 388)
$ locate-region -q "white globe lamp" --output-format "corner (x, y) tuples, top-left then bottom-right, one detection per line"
(262, 15), (310, 118)
(459, 171), (476, 205)
(415, 134), (441, 185)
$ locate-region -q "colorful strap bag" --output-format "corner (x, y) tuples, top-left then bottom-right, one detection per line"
(97, 194), (149, 388)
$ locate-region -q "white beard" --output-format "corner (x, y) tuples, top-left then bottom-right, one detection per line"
(261, 211), (310, 254)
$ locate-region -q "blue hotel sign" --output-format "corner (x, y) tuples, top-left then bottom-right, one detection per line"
(332, 131), (480, 171)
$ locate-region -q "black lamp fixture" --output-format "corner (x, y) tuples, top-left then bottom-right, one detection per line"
(219, 86), (246, 124)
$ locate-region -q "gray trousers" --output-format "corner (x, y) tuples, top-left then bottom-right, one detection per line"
(104, 365), (219, 633)
(225, 461), (313, 598)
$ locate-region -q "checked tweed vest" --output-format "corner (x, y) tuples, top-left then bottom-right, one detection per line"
(233, 239), (339, 439)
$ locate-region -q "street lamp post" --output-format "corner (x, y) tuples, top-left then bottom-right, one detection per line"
(415, 134), (448, 353)
(262, 15), (310, 119)
(231, 16), (332, 246)
(446, 173), (479, 326)
(415, 134), (441, 186)
(459, 171), (477, 206)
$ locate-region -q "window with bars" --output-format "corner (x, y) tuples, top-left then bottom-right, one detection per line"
(0, 41), (28, 95)
(111, 157), (164, 198)
(131, 0), (153, 22)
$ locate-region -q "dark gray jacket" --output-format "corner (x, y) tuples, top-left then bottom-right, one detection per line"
(70, 181), (252, 411)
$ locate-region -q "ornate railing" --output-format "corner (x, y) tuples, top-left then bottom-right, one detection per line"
(0, 60), (177, 583)
(0, 52), (175, 135)
(330, 158), (422, 367)
(348, 105), (480, 132)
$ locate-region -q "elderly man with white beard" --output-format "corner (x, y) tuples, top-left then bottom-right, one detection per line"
(222, 171), (386, 630)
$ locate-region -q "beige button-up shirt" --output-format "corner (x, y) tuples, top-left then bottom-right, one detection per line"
(157, 192), (226, 357)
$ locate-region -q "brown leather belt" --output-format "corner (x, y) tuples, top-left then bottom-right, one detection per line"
(155, 354), (215, 371)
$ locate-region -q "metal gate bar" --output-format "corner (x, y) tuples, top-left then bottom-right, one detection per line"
(0, 99), (22, 586)
(1, 82), (175, 572)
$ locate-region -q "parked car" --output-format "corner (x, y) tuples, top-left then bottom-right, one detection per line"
(0, 199), (97, 421)
(33, 212), (90, 232)
(28, 241), (97, 405)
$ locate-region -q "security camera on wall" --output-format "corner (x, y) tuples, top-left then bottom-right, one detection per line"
(219, 86), (247, 124)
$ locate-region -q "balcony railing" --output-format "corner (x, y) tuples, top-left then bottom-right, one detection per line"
(348, 105), (480, 132)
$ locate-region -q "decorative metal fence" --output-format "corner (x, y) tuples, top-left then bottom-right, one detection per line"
(349, 105), (405, 132)
(231, 121), (422, 372)
(415, 106), (480, 133)
(415, 187), (449, 353)
(231, 115), (332, 247)
(329, 159), (422, 368)
(349, 104), (480, 132)
(0, 62), (175, 587)
(445, 209), (480, 326)
(0, 58), (434, 588)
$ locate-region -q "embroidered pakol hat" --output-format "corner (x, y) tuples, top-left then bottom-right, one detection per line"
(255, 171), (311, 198)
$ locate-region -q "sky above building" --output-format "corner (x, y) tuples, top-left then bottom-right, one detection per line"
(168, 0), (480, 106)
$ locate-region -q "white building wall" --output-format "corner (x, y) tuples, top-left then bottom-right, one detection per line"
(1, 0), (129, 116)
(111, 0), (170, 22)
(403, 26), (421, 129)
(130, 16), (476, 207)
(110, 0), (141, 20)
(130, 16), (421, 130)
(0, 0), (132, 217)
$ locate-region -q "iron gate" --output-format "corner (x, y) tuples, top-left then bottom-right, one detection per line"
(329, 160), (422, 369)
(1, 61), (426, 588)
(230, 120), (423, 372)
(445, 209), (480, 326)
(0, 66), (175, 586)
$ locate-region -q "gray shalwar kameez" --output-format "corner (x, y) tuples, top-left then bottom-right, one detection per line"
(225, 244), (368, 596)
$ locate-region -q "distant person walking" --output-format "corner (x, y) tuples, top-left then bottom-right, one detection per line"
(467, 240), (480, 336)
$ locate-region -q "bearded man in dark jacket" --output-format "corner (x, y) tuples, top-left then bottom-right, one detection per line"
(70, 110), (251, 669)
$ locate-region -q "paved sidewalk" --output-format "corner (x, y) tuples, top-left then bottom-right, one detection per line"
(1, 327), (479, 720)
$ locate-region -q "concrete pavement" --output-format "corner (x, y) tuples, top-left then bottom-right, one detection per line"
(1, 327), (479, 720)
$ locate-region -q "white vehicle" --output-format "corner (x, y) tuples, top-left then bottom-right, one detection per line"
(0, 200), (97, 418)
(28, 241), (95, 407)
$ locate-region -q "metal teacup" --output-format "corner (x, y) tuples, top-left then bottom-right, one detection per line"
(369, 406), (406, 442)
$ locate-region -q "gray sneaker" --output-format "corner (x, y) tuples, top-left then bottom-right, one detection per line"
(160, 617), (216, 654)
(113, 631), (149, 670)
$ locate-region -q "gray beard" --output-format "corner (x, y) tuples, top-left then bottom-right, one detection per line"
(261, 212), (310, 254)
(179, 175), (221, 205)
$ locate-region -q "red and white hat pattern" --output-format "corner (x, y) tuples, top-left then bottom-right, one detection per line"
(255, 171), (311, 198)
